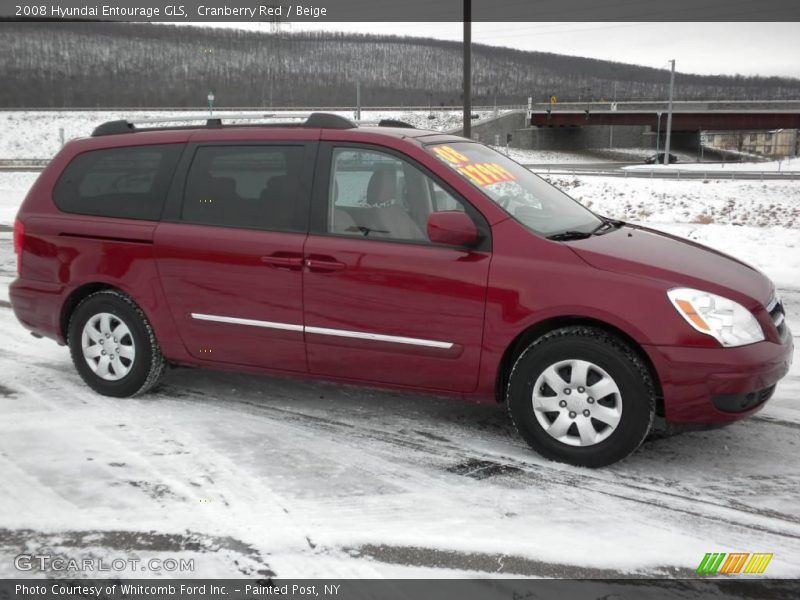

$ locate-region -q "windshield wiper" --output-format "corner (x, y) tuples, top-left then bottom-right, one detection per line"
(591, 218), (624, 235)
(548, 218), (625, 241)
(547, 230), (592, 241)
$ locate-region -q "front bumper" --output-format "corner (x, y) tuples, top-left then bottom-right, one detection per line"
(644, 326), (794, 423)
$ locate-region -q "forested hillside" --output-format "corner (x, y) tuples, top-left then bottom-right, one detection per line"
(2, 22), (800, 108)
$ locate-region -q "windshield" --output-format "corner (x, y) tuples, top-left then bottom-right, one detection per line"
(427, 142), (603, 237)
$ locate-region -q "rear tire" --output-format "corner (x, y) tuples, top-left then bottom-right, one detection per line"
(68, 290), (166, 397)
(507, 326), (655, 468)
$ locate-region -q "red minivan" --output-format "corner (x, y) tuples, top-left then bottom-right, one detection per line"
(10, 113), (793, 467)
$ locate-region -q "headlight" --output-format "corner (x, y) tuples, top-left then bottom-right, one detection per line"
(667, 288), (764, 347)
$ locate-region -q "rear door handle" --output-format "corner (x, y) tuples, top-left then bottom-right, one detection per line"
(260, 255), (304, 270)
(305, 258), (346, 272)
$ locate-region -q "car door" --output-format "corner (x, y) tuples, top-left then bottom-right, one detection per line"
(154, 141), (314, 372)
(302, 142), (492, 393)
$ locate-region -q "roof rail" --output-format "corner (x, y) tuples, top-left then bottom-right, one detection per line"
(92, 120), (136, 136)
(306, 113), (358, 128)
(376, 119), (416, 128)
(91, 112), (358, 136)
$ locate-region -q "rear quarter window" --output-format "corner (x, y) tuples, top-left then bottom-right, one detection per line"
(53, 144), (183, 220)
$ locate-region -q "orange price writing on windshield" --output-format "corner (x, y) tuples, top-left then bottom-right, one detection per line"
(457, 162), (516, 187)
(432, 145), (470, 165)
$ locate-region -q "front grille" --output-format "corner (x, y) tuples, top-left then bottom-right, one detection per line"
(713, 385), (776, 413)
(767, 296), (787, 338)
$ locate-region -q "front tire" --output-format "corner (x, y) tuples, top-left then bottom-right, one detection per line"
(68, 290), (166, 397)
(507, 326), (655, 468)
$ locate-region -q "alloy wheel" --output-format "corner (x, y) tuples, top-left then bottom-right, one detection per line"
(532, 359), (623, 447)
(80, 312), (136, 381)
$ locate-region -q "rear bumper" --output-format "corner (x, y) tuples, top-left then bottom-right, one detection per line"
(644, 327), (794, 423)
(9, 278), (66, 343)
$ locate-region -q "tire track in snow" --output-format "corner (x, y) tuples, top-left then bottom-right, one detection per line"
(0, 527), (275, 577)
(348, 543), (696, 578)
(165, 383), (800, 545)
(0, 375), (386, 577)
(2, 327), (799, 575)
(6, 351), (800, 530)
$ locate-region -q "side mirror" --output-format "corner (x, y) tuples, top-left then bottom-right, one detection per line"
(427, 211), (479, 247)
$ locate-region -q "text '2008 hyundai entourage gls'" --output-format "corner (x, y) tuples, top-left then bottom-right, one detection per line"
(11, 113), (793, 467)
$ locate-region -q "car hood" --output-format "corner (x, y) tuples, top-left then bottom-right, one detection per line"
(566, 224), (773, 308)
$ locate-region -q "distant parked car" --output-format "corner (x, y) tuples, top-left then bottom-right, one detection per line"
(645, 152), (678, 164)
(10, 112), (793, 468)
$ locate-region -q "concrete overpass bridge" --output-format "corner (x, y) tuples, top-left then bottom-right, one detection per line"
(529, 111), (800, 131)
(530, 100), (800, 113)
(455, 101), (800, 153)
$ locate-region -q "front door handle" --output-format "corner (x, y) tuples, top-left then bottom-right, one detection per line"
(260, 255), (304, 270)
(305, 258), (346, 272)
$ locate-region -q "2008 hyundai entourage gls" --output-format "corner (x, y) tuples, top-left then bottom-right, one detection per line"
(10, 113), (793, 467)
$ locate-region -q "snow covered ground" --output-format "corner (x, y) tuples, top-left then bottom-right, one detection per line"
(1, 170), (799, 579)
(490, 147), (610, 165)
(2, 110), (638, 166)
(0, 172), (35, 230)
(624, 157), (800, 173)
(544, 175), (800, 228)
(591, 147), (699, 164)
(0, 110), (497, 160)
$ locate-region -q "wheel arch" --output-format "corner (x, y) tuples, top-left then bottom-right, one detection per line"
(62, 282), (169, 397)
(60, 282), (120, 340)
(494, 315), (664, 415)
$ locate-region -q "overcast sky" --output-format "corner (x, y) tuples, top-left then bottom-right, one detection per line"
(182, 22), (800, 78)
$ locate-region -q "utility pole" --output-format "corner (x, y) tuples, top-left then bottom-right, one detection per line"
(609, 81), (617, 149)
(699, 132), (704, 162)
(463, 0), (472, 139)
(663, 59), (676, 165)
(355, 81), (361, 121)
(656, 112), (662, 154)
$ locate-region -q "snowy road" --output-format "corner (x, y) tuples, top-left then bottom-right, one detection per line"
(1, 178), (799, 578)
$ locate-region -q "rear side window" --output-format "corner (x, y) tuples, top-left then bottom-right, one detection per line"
(54, 144), (182, 220)
(181, 145), (306, 232)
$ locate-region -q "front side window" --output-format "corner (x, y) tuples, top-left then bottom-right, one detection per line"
(54, 144), (182, 220)
(182, 145), (305, 231)
(428, 142), (603, 237)
(328, 148), (468, 243)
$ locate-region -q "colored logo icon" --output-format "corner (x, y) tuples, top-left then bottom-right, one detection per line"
(696, 552), (773, 574)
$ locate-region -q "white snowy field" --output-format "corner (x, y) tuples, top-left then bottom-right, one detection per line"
(0, 173), (34, 231)
(624, 157), (800, 173)
(593, 147), (699, 163)
(1, 110), (617, 166)
(0, 110), (498, 160)
(1, 173), (799, 579)
(545, 175), (800, 229)
(490, 147), (609, 165)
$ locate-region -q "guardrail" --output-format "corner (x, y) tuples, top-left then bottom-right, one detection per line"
(526, 166), (799, 181)
(0, 106), (522, 113)
(0, 159), (50, 172)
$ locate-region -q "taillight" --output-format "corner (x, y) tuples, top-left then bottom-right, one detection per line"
(13, 218), (24, 274)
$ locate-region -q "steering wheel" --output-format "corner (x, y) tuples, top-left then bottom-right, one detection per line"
(496, 195), (515, 210)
